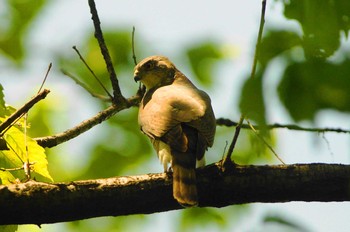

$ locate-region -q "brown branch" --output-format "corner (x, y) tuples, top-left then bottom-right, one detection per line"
(0, 89), (50, 135)
(0, 163), (349, 225)
(87, 0), (125, 104)
(34, 96), (141, 148)
(216, 118), (350, 134)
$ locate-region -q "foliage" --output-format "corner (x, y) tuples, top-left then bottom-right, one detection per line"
(239, 0), (350, 123)
(0, 88), (53, 184)
(1, 0), (350, 231)
(186, 40), (224, 86)
(0, 0), (47, 64)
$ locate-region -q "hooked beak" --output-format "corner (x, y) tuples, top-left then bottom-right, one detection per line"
(134, 75), (141, 82)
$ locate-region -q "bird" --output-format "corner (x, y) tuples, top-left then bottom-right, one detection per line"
(134, 55), (216, 207)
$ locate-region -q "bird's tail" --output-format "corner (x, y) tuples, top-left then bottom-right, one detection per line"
(172, 154), (198, 207)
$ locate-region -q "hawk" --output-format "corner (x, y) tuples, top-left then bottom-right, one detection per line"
(134, 55), (216, 207)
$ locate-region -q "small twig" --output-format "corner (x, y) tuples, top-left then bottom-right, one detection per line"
(131, 26), (145, 97)
(246, 119), (285, 165)
(132, 26), (137, 65)
(88, 0), (125, 103)
(224, 116), (244, 165)
(216, 118), (350, 134)
(24, 113), (31, 179)
(61, 69), (111, 101)
(221, 141), (228, 160)
(38, 63), (52, 94)
(0, 89), (50, 136)
(250, 0), (266, 79)
(0, 166), (23, 172)
(72, 46), (113, 100)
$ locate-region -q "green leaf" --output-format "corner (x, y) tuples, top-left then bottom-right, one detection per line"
(284, 0), (350, 59)
(0, 84), (14, 117)
(186, 40), (223, 86)
(0, 0), (47, 63)
(179, 208), (227, 231)
(0, 225), (18, 232)
(264, 214), (311, 232)
(278, 59), (350, 121)
(259, 30), (301, 66)
(0, 84), (5, 114)
(239, 71), (266, 126)
(0, 117), (53, 183)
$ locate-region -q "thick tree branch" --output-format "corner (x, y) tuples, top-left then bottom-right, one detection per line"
(1, 163), (349, 225)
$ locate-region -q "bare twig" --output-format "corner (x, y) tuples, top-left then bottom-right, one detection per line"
(88, 0), (125, 104)
(216, 118), (350, 134)
(132, 26), (137, 65)
(131, 26), (145, 96)
(61, 69), (111, 101)
(72, 46), (113, 100)
(224, 116), (244, 165)
(246, 119), (285, 164)
(0, 89), (50, 136)
(38, 63), (52, 94)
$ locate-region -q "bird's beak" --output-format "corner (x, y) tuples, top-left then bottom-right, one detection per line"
(134, 75), (141, 82)
(134, 70), (141, 82)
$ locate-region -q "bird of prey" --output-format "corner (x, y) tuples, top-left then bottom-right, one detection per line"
(134, 55), (216, 207)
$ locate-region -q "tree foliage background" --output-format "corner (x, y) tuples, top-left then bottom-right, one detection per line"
(1, 0), (350, 231)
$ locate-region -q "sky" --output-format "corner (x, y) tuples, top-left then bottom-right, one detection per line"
(2, 0), (350, 231)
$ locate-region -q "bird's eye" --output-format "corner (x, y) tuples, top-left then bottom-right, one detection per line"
(144, 61), (154, 70)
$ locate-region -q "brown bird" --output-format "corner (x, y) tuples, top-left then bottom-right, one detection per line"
(134, 55), (216, 207)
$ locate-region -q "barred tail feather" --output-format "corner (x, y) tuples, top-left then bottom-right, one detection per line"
(172, 163), (198, 207)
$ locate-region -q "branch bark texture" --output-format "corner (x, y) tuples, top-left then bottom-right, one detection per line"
(0, 163), (349, 225)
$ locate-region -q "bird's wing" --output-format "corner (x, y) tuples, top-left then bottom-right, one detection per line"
(139, 83), (204, 133)
(139, 73), (215, 151)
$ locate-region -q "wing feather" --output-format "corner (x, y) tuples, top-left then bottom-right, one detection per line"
(139, 72), (215, 148)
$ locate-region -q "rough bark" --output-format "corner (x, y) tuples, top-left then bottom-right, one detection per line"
(0, 162), (349, 225)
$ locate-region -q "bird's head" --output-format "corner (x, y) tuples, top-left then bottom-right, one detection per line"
(134, 56), (176, 90)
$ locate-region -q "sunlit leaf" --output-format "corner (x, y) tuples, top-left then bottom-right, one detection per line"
(0, 225), (18, 232)
(278, 59), (350, 121)
(0, 117), (53, 183)
(0, 84), (14, 117)
(0, 84), (5, 113)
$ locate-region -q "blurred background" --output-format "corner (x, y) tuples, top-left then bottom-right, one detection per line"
(1, 0), (350, 231)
